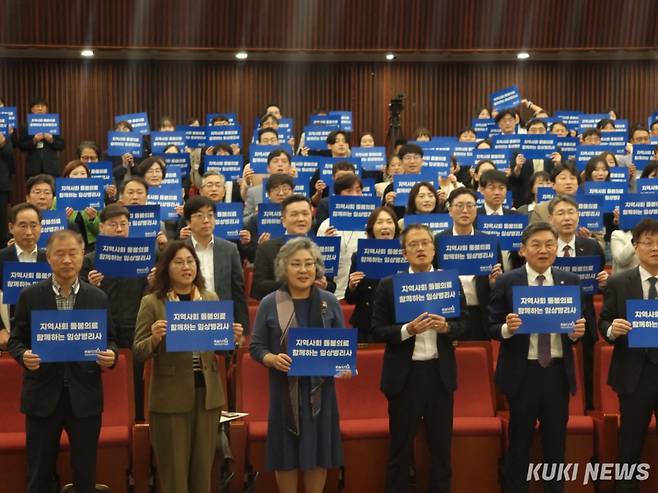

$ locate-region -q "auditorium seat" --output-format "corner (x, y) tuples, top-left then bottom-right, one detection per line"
(589, 341), (658, 492)
(593, 294), (603, 320)
(335, 345), (389, 493)
(414, 342), (503, 492)
(341, 303), (354, 328)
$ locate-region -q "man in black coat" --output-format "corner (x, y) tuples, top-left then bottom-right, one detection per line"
(599, 218), (658, 493)
(17, 98), (65, 178)
(8, 229), (117, 493)
(372, 224), (468, 493)
(0, 127), (15, 247)
(489, 222), (586, 493)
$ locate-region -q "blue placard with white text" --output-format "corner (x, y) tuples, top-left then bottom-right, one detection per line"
(453, 142), (477, 167)
(575, 192), (604, 231)
(352, 147), (386, 172)
(578, 113), (609, 133)
(554, 111), (582, 131)
(165, 300), (235, 352)
(288, 328), (357, 377)
(203, 155), (244, 181)
(471, 118), (497, 139)
(312, 236), (341, 276)
(27, 114), (60, 135)
(127, 205), (160, 238)
(393, 172), (436, 206)
(474, 149), (512, 170)
(0, 107), (17, 129)
(556, 136), (579, 160)
(537, 187), (556, 203)
(584, 181), (627, 213)
(206, 124), (242, 147)
(513, 286), (581, 334)
(95, 236), (155, 277)
(309, 115), (340, 127)
(147, 185), (182, 220)
(328, 111), (353, 132)
(160, 153), (190, 177)
(2, 262), (52, 304)
(249, 144), (293, 174)
(600, 131), (628, 154)
(292, 156), (325, 175)
(476, 214), (528, 251)
(633, 144), (655, 171)
(520, 135), (558, 159)
(619, 193), (658, 229)
(150, 131), (186, 153)
(492, 135), (523, 151)
(214, 203), (243, 240)
(329, 196), (379, 231)
(55, 178), (104, 210)
(637, 179), (658, 195)
(355, 239), (408, 279)
(490, 85), (521, 111)
(257, 203), (285, 237)
(114, 112), (150, 135)
(87, 161), (113, 186)
(179, 125), (207, 148)
(304, 125), (339, 151)
(161, 167), (182, 187)
(609, 167), (629, 183)
(627, 299), (658, 348)
(393, 270), (461, 322)
(575, 145), (617, 171)
(437, 235), (499, 275)
(404, 213), (453, 234)
(38, 210), (67, 248)
(423, 149), (452, 176)
(553, 256), (601, 295)
(107, 131), (143, 157)
(32, 309), (107, 362)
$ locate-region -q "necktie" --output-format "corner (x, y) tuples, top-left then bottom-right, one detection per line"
(648, 278), (658, 364)
(563, 245), (571, 257)
(536, 274), (552, 368)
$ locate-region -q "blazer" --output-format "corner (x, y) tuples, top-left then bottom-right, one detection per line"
(8, 278), (117, 417)
(344, 251), (380, 341)
(0, 136), (15, 192)
(574, 236), (606, 342)
(133, 290), (225, 413)
(488, 266), (582, 397)
(598, 266), (649, 395)
(371, 275), (469, 398)
(17, 128), (65, 178)
(509, 154), (558, 208)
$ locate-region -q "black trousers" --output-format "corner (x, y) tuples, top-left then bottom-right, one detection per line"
(616, 358), (658, 493)
(25, 388), (101, 493)
(386, 360), (453, 493)
(504, 360), (569, 493)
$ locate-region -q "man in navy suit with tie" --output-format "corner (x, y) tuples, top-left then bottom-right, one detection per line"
(489, 222), (586, 493)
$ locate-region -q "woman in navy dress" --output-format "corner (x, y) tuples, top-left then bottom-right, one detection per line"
(250, 237), (348, 493)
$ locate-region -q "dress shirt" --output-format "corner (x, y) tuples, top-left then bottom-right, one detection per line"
(52, 276), (80, 311)
(400, 266), (439, 361)
(484, 203), (504, 216)
(501, 264), (564, 359)
(452, 227), (478, 306)
(15, 244), (38, 263)
(191, 235), (215, 292)
(557, 237), (576, 258)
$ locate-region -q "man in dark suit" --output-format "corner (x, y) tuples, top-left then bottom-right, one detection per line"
(183, 195), (250, 332)
(8, 229), (117, 493)
(599, 218), (658, 493)
(489, 222), (586, 493)
(548, 194), (609, 409)
(435, 188), (503, 340)
(372, 223), (468, 493)
(0, 203), (48, 348)
(0, 125), (15, 247)
(17, 98), (65, 178)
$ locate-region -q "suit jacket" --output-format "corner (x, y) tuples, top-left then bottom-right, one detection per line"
(509, 154), (558, 208)
(133, 291), (225, 413)
(574, 236), (605, 342)
(371, 275), (469, 398)
(598, 266), (649, 395)
(17, 128), (65, 178)
(243, 184), (263, 220)
(476, 206), (524, 270)
(313, 197), (330, 234)
(0, 136), (15, 192)
(186, 236), (249, 332)
(488, 266), (582, 397)
(7, 278), (117, 417)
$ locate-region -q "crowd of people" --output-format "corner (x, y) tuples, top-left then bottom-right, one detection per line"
(2, 95), (658, 493)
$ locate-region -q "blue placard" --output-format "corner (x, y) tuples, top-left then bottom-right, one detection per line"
(291, 171), (313, 197)
(147, 185), (183, 220)
(179, 125), (207, 148)
(600, 131), (628, 154)
(352, 147), (386, 172)
(490, 85), (521, 111)
(437, 235), (499, 275)
(0, 107), (17, 128)
(520, 135), (558, 159)
(150, 131), (186, 153)
(404, 213), (453, 234)
(214, 203), (243, 240)
(575, 192), (604, 231)
(206, 124), (242, 147)
(203, 155), (244, 181)
(576, 145), (619, 171)
(476, 214), (528, 251)
(328, 111), (353, 132)
(309, 115), (340, 127)
(94, 236), (155, 277)
(160, 153), (190, 177)
(115, 112), (150, 135)
(513, 286), (581, 334)
(393, 172), (436, 206)
(165, 300), (235, 352)
(556, 136), (579, 160)
(453, 142), (477, 167)
(553, 256), (601, 295)
(637, 179), (658, 195)
(257, 203), (285, 237)
(87, 161), (113, 186)
(578, 113), (609, 133)
(127, 205), (160, 238)
(536, 186), (556, 203)
(55, 178), (104, 210)
(393, 270), (461, 322)
(206, 113), (238, 127)
(292, 155), (325, 175)
(106, 131), (143, 157)
(32, 309), (107, 362)
(627, 299), (658, 348)
(249, 144), (293, 174)
(555, 111), (582, 131)
(38, 209), (67, 248)
(423, 149), (452, 176)
(355, 239), (408, 279)
(360, 178), (375, 197)
(287, 327), (357, 376)
(27, 114), (60, 135)
(312, 235), (341, 276)
(584, 181), (627, 213)
(609, 167), (629, 183)
(619, 193), (658, 229)
(633, 144), (655, 171)
(492, 135), (523, 151)
(2, 262), (52, 304)
(471, 118), (497, 139)
(277, 118), (294, 141)
(329, 196), (379, 231)
(304, 125), (339, 151)
(418, 137), (456, 153)
(474, 149), (512, 170)
(161, 167), (182, 187)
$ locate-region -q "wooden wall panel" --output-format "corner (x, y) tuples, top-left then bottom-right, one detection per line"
(3, 0), (657, 51)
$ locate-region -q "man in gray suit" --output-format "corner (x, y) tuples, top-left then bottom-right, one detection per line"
(184, 195), (250, 333)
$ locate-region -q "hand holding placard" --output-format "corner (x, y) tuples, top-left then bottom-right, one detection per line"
(151, 319), (167, 346)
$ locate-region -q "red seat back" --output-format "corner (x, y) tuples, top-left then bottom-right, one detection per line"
(341, 304), (354, 329)
(335, 347), (387, 420)
(0, 354), (24, 434)
(593, 342), (617, 413)
(101, 350), (134, 427)
(237, 349), (269, 422)
(454, 344), (496, 417)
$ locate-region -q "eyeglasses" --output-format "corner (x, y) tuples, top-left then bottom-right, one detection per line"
(451, 202), (477, 210)
(190, 212), (215, 221)
(289, 261), (315, 271)
(271, 185), (293, 195)
(406, 240), (433, 251)
(636, 240), (658, 250)
(171, 258), (196, 268)
(104, 221), (128, 230)
(203, 182), (224, 189)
